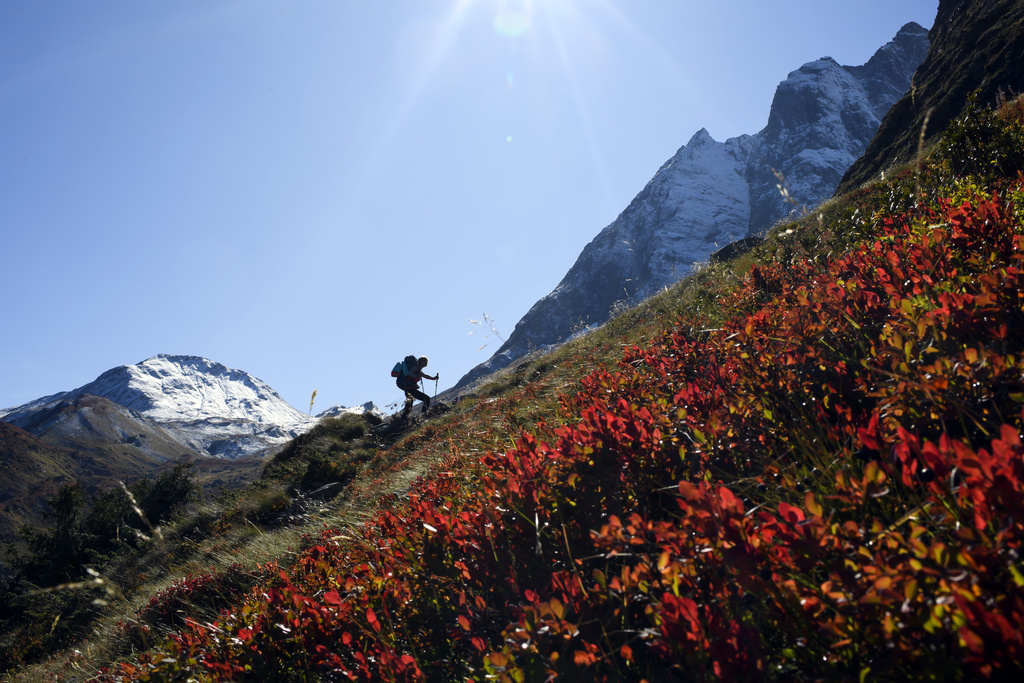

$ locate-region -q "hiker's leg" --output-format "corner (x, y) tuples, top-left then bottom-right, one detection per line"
(397, 378), (415, 417)
(409, 388), (430, 412)
(401, 391), (414, 417)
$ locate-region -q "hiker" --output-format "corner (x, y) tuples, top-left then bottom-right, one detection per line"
(392, 355), (438, 418)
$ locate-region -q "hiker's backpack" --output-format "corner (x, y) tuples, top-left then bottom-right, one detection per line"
(391, 355), (418, 382)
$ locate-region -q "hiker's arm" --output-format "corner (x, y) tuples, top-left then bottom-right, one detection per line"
(423, 373), (438, 381)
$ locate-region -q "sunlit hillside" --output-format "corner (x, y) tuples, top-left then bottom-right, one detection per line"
(3, 94), (1024, 682)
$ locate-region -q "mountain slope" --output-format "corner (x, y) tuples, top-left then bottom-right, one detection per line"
(457, 22), (929, 389)
(0, 404), (185, 545)
(0, 422), (83, 544)
(8, 394), (190, 462)
(470, 128), (755, 383)
(80, 95), (1024, 683)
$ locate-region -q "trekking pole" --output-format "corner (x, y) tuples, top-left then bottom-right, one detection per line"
(434, 376), (438, 402)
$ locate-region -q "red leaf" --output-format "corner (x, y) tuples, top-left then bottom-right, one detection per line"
(778, 502), (805, 524)
(678, 480), (702, 501)
(857, 413), (882, 451)
(717, 486), (744, 515)
(960, 626), (985, 654)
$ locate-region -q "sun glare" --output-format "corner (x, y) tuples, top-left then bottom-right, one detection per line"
(493, 11), (530, 38)
(491, 0), (546, 38)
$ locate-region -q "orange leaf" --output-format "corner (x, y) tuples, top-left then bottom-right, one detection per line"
(804, 492), (823, 518)
(486, 652), (510, 670)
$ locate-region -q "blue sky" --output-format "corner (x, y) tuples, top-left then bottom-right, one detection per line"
(1, 0), (938, 415)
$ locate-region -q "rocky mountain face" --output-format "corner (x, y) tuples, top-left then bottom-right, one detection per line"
(747, 23), (931, 233)
(839, 0), (1024, 193)
(456, 23), (930, 389)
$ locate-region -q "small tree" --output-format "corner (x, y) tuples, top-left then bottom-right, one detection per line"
(134, 460), (198, 526)
(9, 483), (88, 586)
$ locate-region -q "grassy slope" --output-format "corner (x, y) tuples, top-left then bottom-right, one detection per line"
(8, 101), (1024, 682)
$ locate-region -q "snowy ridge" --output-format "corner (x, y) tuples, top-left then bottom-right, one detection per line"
(317, 401), (386, 421)
(456, 23), (929, 390)
(68, 355), (311, 426)
(1, 354), (379, 459)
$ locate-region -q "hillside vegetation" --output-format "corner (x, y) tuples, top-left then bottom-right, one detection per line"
(6, 97), (1024, 682)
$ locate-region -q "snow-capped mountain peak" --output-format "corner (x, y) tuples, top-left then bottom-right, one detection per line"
(1, 354), (379, 459)
(70, 354), (309, 426)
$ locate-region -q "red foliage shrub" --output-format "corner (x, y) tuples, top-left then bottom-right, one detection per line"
(95, 174), (1024, 680)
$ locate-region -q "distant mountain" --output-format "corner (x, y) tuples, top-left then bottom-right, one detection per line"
(0, 354), (380, 546)
(838, 0), (1024, 193)
(3, 358), (307, 458)
(1, 354), (378, 460)
(456, 23), (929, 389)
(317, 401), (383, 419)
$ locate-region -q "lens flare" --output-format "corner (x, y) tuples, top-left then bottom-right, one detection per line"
(493, 11), (530, 38)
